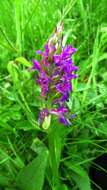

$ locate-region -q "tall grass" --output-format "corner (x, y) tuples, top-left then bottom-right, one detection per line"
(0, 0), (107, 190)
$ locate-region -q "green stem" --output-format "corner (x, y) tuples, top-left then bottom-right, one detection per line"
(0, 26), (18, 52)
(15, 0), (21, 54)
(48, 126), (59, 189)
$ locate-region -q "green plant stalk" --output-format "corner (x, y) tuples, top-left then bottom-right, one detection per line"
(82, 27), (100, 103)
(15, 0), (21, 54)
(48, 126), (60, 189)
(77, 0), (88, 35)
(0, 26), (18, 52)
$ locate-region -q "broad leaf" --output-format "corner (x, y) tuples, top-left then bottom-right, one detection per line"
(15, 57), (32, 67)
(16, 150), (49, 190)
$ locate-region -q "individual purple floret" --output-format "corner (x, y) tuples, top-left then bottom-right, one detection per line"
(32, 22), (78, 126)
(32, 59), (41, 71)
(38, 108), (49, 125)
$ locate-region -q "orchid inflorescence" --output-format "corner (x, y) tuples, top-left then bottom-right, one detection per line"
(32, 22), (78, 126)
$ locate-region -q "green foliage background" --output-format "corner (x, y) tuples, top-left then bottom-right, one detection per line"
(0, 0), (107, 190)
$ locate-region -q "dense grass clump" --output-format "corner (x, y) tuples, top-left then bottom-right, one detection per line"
(0, 0), (107, 190)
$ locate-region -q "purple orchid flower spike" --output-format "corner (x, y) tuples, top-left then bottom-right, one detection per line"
(32, 22), (78, 127)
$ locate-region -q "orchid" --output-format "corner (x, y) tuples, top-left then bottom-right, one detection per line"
(32, 23), (78, 126)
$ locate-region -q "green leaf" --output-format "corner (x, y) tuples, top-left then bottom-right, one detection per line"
(15, 120), (36, 131)
(15, 57), (32, 67)
(0, 174), (10, 187)
(16, 150), (49, 190)
(98, 53), (107, 62)
(97, 121), (107, 136)
(54, 183), (69, 190)
(31, 137), (47, 154)
(7, 61), (20, 89)
(65, 162), (91, 190)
